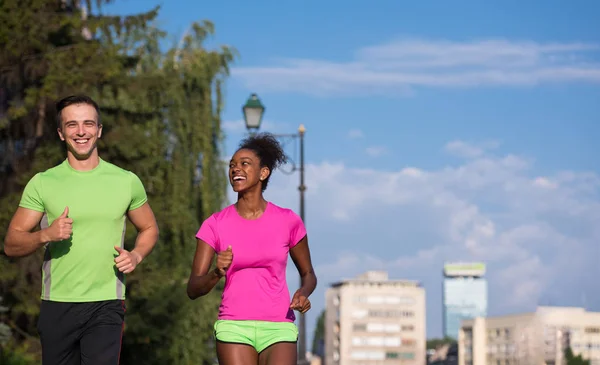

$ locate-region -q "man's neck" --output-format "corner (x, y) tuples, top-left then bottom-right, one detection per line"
(67, 152), (100, 171)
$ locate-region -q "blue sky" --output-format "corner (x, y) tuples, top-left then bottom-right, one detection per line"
(105, 0), (600, 344)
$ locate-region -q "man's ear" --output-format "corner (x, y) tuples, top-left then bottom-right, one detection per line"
(57, 128), (65, 141)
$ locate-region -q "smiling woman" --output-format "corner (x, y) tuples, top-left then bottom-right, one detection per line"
(187, 132), (318, 365)
(230, 133), (287, 193)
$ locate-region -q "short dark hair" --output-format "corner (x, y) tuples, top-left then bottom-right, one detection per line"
(238, 132), (287, 191)
(56, 94), (100, 129)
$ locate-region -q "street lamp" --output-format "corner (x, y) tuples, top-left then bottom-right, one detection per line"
(242, 93), (309, 365)
(242, 93), (266, 133)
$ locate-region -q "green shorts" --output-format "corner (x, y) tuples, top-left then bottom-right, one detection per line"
(214, 319), (298, 353)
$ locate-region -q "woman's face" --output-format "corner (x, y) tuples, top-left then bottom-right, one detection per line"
(229, 148), (269, 193)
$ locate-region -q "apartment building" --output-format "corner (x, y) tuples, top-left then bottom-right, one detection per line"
(458, 306), (600, 365)
(325, 271), (426, 365)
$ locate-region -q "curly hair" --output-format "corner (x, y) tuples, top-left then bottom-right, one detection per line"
(238, 132), (287, 191)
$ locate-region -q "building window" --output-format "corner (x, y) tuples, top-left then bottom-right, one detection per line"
(352, 337), (401, 347)
(352, 309), (368, 319)
(368, 310), (414, 318)
(585, 327), (600, 334)
(399, 352), (415, 359)
(401, 338), (416, 347)
(353, 323), (366, 332)
(350, 351), (385, 360)
(386, 352), (399, 359)
(402, 325), (414, 331)
(366, 323), (401, 333)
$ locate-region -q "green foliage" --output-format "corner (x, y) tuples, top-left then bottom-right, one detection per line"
(311, 309), (325, 354)
(0, 340), (38, 365)
(0, 296), (11, 346)
(0, 1), (235, 363)
(426, 337), (457, 350)
(565, 346), (591, 365)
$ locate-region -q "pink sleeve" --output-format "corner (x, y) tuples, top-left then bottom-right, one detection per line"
(196, 215), (219, 252)
(289, 211), (307, 248)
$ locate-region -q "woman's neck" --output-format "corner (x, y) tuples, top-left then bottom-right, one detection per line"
(236, 191), (267, 219)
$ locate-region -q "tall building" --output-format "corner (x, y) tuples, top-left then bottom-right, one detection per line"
(442, 262), (487, 340)
(458, 306), (600, 365)
(325, 271), (426, 365)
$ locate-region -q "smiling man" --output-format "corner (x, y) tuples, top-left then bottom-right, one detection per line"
(4, 94), (159, 365)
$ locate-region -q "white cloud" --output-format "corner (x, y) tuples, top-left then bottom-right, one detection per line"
(532, 177), (559, 189)
(231, 38), (600, 96)
(252, 140), (600, 339)
(347, 128), (364, 139)
(365, 146), (387, 157)
(445, 140), (500, 159)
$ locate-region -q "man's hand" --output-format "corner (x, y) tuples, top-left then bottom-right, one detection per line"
(45, 207), (72, 242)
(290, 289), (311, 313)
(215, 245), (233, 277)
(114, 246), (142, 274)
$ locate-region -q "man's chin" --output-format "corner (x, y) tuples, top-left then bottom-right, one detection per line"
(67, 145), (96, 160)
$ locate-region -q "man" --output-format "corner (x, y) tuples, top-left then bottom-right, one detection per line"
(4, 94), (159, 365)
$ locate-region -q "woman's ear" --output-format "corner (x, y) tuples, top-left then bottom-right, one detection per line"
(260, 166), (270, 181)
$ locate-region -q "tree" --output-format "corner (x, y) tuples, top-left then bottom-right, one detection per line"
(114, 22), (235, 365)
(0, 1), (235, 363)
(565, 346), (590, 365)
(426, 337), (457, 350)
(311, 310), (325, 356)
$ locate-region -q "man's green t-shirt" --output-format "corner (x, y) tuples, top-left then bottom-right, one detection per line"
(19, 158), (148, 302)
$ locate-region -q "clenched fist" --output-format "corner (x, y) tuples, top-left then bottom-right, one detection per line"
(46, 207), (73, 242)
(290, 289), (311, 313)
(215, 245), (233, 278)
(114, 246), (142, 274)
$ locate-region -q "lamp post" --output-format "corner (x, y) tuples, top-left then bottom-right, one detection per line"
(242, 93), (266, 134)
(242, 93), (309, 365)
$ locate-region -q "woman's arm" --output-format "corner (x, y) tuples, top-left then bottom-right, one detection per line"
(186, 239), (222, 299)
(289, 235), (317, 312)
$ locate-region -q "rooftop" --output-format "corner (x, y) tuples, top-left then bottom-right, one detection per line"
(330, 270), (421, 288)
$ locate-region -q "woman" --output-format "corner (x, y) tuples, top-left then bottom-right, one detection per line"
(187, 132), (317, 365)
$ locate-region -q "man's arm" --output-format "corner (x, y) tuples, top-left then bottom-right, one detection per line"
(4, 208), (48, 257)
(122, 202), (159, 266)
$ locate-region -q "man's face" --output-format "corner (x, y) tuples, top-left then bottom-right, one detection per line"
(57, 103), (102, 160)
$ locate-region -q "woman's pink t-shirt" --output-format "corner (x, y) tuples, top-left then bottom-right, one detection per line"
(196, 202), (307, 323)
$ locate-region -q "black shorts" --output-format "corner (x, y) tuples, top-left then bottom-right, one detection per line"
(37, 300), (126, 365)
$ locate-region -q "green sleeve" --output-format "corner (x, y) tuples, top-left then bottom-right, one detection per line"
(19, 173), (45, 212)
(129, 172), (148, 211)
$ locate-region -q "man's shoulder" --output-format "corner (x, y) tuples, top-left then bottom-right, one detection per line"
(99, 159), (140, 181)
(31, 161), (68, 182)
(37, 160), (66, 175)
(101, 159), (132, 174)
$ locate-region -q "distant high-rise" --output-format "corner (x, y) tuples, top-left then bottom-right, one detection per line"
(325, 271), (426, 365)
(442, 262), (487, 340)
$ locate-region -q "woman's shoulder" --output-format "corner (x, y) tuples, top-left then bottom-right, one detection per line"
(203, 204), (236, 223)
(267, 202), (301, 221)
